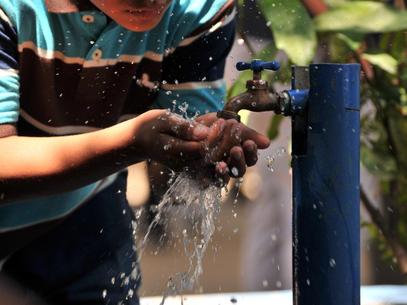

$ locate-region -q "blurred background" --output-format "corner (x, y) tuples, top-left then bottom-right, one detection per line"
(127, 0), (407, 297)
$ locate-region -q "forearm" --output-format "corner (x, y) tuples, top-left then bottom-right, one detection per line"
(0, 118), (142, 203)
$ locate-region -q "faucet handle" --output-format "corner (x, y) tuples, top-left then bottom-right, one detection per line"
(236, 59), (280, 72)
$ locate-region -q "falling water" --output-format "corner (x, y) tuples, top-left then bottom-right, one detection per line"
(135, 171), (223, 304)
(266, 147), (288, 172)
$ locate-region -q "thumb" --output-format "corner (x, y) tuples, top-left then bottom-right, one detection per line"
(158, 112), (210, 141)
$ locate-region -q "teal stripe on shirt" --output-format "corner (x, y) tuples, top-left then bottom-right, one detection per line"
(0, 182), (99, 232)
(0, 74), (19, 123)
(153, 82), (226, 118)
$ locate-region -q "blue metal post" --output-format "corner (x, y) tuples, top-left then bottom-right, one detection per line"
(292, 64), (360, 305)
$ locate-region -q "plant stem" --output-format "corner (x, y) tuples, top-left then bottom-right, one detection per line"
(361, 186), (407, 278)
(360, 186), (386, 234)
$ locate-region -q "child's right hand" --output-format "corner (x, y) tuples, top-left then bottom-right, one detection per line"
(129, 109), (210, 169)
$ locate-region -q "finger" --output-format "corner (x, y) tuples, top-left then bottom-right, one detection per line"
(227, 146), (246, 177)
(211, 119), (242, 161)
(195, 112), (218, 126)
(157, 134), (203, 162)
(242, 140), (258, 167)
(240, 126), (270, 149)
(157, 112), (209, 141)
(202, 119), (226, 163)
(214, 161), (230, 186)
(206, 118), (226, 147)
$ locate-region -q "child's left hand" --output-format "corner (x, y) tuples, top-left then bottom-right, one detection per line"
(195, 112), (270, 179)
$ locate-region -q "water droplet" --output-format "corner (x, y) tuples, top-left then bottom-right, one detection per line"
(306, 279), (311, 286)
(262, 280), (269, 287)
(329, 258), (336, 268)
(102, 289), (107, 298)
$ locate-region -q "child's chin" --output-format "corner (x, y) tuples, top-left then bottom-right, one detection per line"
(120, 19), (161, 32)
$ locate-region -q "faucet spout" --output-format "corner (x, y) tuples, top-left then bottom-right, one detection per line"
(218, 60), (304, 121)
(225, 89), (287, 114)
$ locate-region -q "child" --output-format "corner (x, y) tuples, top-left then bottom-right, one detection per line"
(0, 0), (270, 304)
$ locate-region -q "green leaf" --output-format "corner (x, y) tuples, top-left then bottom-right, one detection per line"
(258, 0), (317, 65)
(227, 70), (251, 100)
(360, 117), (397, 179)
(324, 0), (346, 6)
(336, 33), (363, 51)
(315, 1), (407, 34)
(267, 114), (284, 140)
(239, 110), (251, 125)
(361, 145), (396, 180)
(362, 53), (398, 75)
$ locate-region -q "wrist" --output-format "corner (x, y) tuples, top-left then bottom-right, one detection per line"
(120, 110), (167, 163)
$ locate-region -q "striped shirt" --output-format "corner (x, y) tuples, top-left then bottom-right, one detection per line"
(0, 0), (235, 253)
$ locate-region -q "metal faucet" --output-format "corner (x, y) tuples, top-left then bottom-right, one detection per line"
(217, 59), (308, 121)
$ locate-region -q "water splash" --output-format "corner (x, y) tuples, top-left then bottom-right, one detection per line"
(136, 172), (223, 304)
(266, 147), (287, 172)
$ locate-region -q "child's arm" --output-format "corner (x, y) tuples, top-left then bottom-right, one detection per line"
(0, 110), (209, 203)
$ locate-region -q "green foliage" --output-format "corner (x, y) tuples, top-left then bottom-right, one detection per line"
(227, 70), (252, 100)
(362, 222), (395, 264)
(258, 0), (317, 65)
(231, 0), (407, 275)
(315, 2), (407, 33)
(336, 33), (363, 51)
(267, 115), (284, 140)
(362, 53), (398, 75)
(359, 90), (400, 180)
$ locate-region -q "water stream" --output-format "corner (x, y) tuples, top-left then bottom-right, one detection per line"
(135, 171), (224, 304)
(128, 146), (287, 304)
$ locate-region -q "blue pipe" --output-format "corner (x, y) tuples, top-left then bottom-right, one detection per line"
(286, 89), (309, 115)
(291, 64), (360, 305)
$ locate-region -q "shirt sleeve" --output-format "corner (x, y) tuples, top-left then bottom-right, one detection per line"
(0, 7), (19, 135)
(153, 1), (236, 118)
